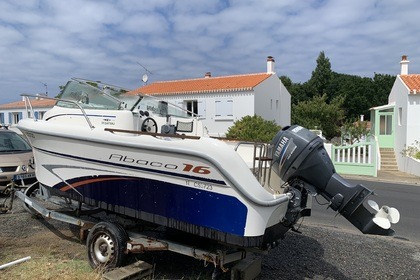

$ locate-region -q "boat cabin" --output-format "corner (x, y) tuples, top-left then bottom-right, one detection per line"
(42, 79), (204, 136)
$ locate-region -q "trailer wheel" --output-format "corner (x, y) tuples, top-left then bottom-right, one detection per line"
(23, 182), (41, 218)
(87, 222), (128, 269)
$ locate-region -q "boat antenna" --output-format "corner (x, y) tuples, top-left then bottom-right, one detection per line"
(137, 62), (153, 75)
(40, 82), (48, 96)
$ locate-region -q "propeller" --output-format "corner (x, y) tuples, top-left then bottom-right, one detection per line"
(368, 200), (400, 229)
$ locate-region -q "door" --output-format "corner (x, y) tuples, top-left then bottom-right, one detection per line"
(377, 112), (394, 148)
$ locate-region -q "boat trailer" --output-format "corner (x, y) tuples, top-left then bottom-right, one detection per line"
(6, 182), (263, 280)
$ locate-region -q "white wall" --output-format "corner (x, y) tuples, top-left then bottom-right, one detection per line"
(403, 157), (420, 177)
(204, 92), (255, 137)
(401, 94), (420, 176)
(391, 77), (409, 169)
(279, 81), (291, 127)
(1, 107), (51, 125)
(152, 76), (291, 137)
(406, 94), (420, 145)
(389, 77), (420, 175)
(253, 75), (291, 128)
(158, 92), (255, 137)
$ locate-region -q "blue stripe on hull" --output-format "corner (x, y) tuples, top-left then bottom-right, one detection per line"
(55, 176), (248, 235)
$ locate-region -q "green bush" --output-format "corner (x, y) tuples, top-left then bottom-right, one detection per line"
(225, 115), (281, 142)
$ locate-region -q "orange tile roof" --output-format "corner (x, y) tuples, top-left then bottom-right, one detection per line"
(0, 99), (56, 109)
(128, 73), (272, 96)
(400, 74), (420, 94)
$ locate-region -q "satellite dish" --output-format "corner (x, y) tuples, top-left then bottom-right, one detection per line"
(142, 74), (148, 83)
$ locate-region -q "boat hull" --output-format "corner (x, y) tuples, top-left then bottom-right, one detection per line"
(19, 119), (291, 248)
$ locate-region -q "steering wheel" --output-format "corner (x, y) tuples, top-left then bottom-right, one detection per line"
(141, 117), (158, 133)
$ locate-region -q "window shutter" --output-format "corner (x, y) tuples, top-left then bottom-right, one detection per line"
(215, 99), (233, 119)
(198, 100), (206, 118)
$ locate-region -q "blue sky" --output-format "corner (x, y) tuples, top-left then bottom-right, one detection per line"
(1, 0), (419, 104)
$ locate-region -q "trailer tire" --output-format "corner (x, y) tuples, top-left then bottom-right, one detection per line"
(22, 182), (41, 218)
(87, 222), (128, 269)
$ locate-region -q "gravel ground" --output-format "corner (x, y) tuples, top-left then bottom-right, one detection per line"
(257, 224), (420, 280)
(1, 196), (419, 280)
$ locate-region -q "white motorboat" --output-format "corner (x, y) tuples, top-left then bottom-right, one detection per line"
(17, 78), (399, 261)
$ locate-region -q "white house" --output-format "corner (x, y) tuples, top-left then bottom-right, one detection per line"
(130, 56), (291, 137)
(371, 55), (420, 176)
(0, 97), (55, 126)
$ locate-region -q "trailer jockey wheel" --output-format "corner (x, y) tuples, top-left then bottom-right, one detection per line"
(141, 117), (158, 133)
(87, 222), (128, 269)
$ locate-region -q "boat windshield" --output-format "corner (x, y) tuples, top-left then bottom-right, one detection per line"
(135, 95), (192, 118)
(57, 80), (123, 110)
(56, 79), (194, 119)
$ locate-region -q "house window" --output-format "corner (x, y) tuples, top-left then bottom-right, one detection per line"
(276, 100), (279, 110)
(215, 98), (233, 120)
(379, 115), (392, 135)
(185, 100), (198, 116)
(0, 113), (4, 124)
(38, 111), (46, 120)
(10, 112), (23, 125)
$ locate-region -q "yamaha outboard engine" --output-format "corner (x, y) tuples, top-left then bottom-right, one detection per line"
(271, 125), (400, 236)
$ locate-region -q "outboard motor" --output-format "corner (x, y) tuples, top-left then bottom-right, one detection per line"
(271, 125), (400, 236)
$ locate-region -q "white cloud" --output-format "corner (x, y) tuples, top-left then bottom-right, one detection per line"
(1, 0), (420, 104)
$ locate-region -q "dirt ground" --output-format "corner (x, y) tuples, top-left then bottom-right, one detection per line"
(0, 195), (220, 279)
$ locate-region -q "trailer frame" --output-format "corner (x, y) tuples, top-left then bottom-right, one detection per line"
(11, 182), (262, 279)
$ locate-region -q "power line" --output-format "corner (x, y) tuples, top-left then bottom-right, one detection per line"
(40, 82), (48, 96)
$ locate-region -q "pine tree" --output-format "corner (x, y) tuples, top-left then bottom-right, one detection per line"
(309, 51), (332, 96)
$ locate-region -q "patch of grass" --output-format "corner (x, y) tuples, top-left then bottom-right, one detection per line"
(0, 254), (101, 280)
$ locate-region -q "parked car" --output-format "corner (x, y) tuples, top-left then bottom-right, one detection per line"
(0, 126), (36, 194)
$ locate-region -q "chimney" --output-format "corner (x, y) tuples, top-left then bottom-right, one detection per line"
(267, 56), (275, 74)
(400, 55), (409, 75)
(204, 72), (211, 78)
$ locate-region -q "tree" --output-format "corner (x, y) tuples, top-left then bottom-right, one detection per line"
(280, 50), (396, 132)
(309, 51), (332, 96)
(341, 119), (371, 144)
(292, 94), (345, 139)
(226, 115), (281, 142)
(289, 81), (316, 105)
(279, 75), (292, 88)
(327, 73), (374, 119)
(372, 73), (395, 106)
